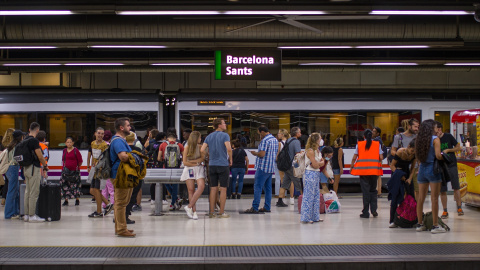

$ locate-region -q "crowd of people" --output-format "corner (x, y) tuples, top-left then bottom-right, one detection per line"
(0, 116), (463, 237)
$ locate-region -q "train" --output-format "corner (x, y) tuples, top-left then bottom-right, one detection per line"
(1, 92), (478, 186)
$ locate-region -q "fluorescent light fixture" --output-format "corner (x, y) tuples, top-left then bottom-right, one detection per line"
(444, 63), (480, 66)
(0, 46), (57, 49)
(299, 63), (356, 65)
(356, 45), (429, 49)
(370, 10), (473, 15)
(360, 62), (418, 65)
(151, 63), (211, 66)
(65, 63), (124, 66)
(0, 10), (72, 15)
(90, 45), (166, 49)
(3, 63), (61, 66)
(278, 46), (353, 49)
(117, 11), (220, 15)
(224, 11), (326, 15)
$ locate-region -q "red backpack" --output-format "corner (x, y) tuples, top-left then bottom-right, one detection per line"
(394, 194), (418, 228)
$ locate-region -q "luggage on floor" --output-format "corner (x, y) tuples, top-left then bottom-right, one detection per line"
(298, 192), (325, 214)
(423, 211), (450, 231)
(393, 194), (417, 228)
(37, 182), (61, 221)
(324, 190), (341, 213)
(20, 183), (26, 216)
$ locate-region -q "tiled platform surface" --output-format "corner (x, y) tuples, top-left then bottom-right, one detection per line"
(0, 194), (479, 270)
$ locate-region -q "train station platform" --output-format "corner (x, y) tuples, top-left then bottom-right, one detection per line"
(0, 194), (479, 270)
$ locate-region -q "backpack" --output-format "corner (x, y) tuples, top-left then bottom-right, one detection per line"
(94, 137), (121, 180)
(393, 194), (418, 228)
(423, 211), (450, 231)
(147, 141), (162, 168)
(13, 137), (36, 167)
(381, 144), (388, 160)
(293, 151), (308, 178)
(0, 149), (10, 174)
(164, 142), (181, 168)
(277, 139), (295, 172)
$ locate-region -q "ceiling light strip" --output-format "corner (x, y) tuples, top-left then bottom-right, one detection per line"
(90, 45), (166, 49)
(64, 63), (125, 66)
(0, 46), (57, 49)
(370, 10), (473, 15)
(444, 63), (480, 66)
(151, 63), (211, 66)
(0, 10), (72, 15)
(117, 11), (220, 15)
(3, 63), (62, 66)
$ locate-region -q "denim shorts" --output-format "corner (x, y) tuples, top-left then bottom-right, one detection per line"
(319, 172), (328, 184)
(332, 169), (341, 176)
(417, 163), (442, 184)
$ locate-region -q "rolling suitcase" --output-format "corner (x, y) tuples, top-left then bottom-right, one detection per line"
(37, 182), (61, 221)
(20, 183), (26, 216)
(298, 193), (325, 214)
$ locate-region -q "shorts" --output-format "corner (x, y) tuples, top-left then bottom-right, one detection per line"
(91, 177), (100, 189)
(441, 165), (460, 192)
(281, 167), (302, 191)
(180, 166), (206, 181)
(319, 172), (328, 184)
(417, 163), (442, 184)
(208, 166), (229, 188)
(332, 169), (341, 176)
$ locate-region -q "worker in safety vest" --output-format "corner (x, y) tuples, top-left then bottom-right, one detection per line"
(350, 129), (383, 218)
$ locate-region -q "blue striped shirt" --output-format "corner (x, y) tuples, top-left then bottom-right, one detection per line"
(255, 134), (279, 173)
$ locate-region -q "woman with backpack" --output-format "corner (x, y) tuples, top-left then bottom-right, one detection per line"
(182, 131), (206, 220)
(388, 139), (416, 228)
(300, 133), (325, 224)
(60, 137), (83, 206)
(1, 128), (14, 207)
(3, 129), (22, 219)
(415, 119), (446, 234)
(350, 129), (383, 218)
(275, 129), (292, 198)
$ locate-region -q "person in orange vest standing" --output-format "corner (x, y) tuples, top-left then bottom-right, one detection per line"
(350, 129), (384, 218)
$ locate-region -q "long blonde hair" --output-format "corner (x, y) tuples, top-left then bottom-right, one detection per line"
(278, 128), (290, 139)
(186, 131), (201, 158)
(305, 132), (321, 151)
(2, 128), (15, 148)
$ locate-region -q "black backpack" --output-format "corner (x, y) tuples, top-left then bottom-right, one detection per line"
(277, 139), (295, 172)
(13, 137), (37, 167)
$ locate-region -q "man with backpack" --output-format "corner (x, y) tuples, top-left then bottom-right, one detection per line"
(158, 132), (184, 210)
(276, 127), (303, 207)
(15, 122), (49, 223)
(110, 118), (134, 237)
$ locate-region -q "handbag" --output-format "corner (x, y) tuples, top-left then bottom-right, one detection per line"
(433, 158), (443, 175)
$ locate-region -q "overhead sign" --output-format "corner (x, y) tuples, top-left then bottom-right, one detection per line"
(197, 100), (225, 106)
(215, 49), (282, 81)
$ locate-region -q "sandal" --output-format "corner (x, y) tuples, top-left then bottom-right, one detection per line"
(244, 207), (259, 214)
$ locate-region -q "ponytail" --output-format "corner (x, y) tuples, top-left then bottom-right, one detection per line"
(364, 129), (373, 150)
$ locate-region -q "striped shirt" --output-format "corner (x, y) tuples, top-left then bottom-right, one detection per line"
(255, 134), (279, 174)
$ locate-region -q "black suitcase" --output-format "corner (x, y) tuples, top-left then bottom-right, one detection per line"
(37, 182), (61, 221)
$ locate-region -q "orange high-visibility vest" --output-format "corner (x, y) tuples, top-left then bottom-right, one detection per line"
(351, 141), (383, 176)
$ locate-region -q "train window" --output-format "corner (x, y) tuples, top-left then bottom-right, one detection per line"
(435, 111), (451, 133)
(0, 114), (29, 138)
(181, 110), (421, 148)
(46, 114), (88, 148)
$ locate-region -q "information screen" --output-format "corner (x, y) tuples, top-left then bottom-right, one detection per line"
(215, 49), (282, 81)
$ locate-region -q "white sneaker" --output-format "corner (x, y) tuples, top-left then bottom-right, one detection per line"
(163, 200), (169, 205)
(389, 223), (398, 228)
(29, 215), (45, 223)
(416, 224), (427, 232)
(184, 205), (194, 219)
(193, 212), (198, 220)
(150, 200), (155, 205)
(23, 215), (29, 222)
(431, 225), (447, 234)
(290, 197), (295, 205)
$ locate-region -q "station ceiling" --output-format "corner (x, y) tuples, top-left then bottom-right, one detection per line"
(0, 0), (480, 73)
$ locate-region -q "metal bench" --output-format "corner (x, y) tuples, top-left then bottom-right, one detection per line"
(144, 168), (184, 216)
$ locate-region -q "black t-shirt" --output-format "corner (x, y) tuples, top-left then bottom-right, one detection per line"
(232, 148), (247, 168)
(25, 135), (41, 167)
(440, 133), (458, 164)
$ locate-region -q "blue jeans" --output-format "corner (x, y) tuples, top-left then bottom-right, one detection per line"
(231, 168), (245, 194)
(252, 168), (273, 211)
(4, 165), (20, 219)
(165, 184), (178, 205)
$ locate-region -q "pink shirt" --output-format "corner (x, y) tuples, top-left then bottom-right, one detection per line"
(62, 147), (83, 171)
